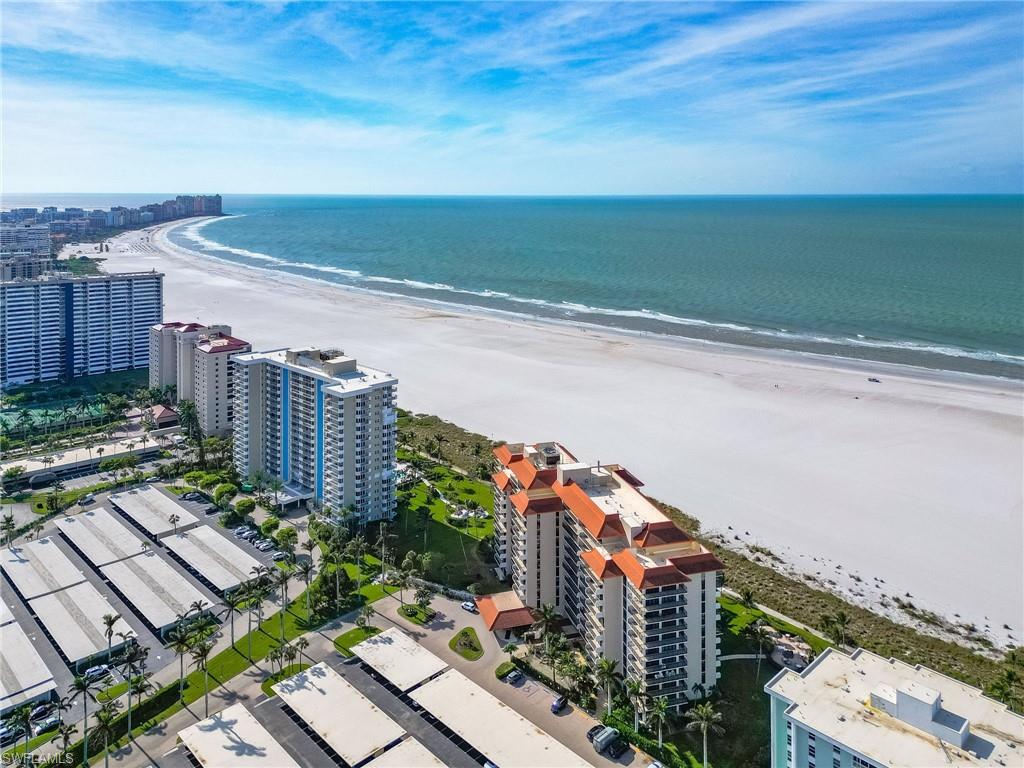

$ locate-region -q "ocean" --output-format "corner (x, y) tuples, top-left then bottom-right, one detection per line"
(8, 194), (1024, 376)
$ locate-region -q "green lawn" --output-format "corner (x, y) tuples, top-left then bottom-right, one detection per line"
(333, 625), (381, 656)
(719, 595), (831, 655)
(1, 730), (58, 759)
(449, 627), (484, 661)
(397, 603), (433, 626)
(260, 664), (310, 697)
(391, 483), (503, 594)
(495, 661), (515, 679)
(97, 679), (129, 702)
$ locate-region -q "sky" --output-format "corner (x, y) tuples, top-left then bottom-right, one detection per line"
(1, 1), (1022, 195)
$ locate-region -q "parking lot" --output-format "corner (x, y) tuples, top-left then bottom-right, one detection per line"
(1, 482), (278, 729)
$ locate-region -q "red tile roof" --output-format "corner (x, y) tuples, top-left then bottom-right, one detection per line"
(476, 592), (535, 631)
(670, 551), (725, 575)
(197, 334), (250, 354)
(555, 481), (624, 539)
(580, 549), (623, 580)
(150, 404), (177, 421)
(493, 444), (522, 467)
(633, 521), (694, 548)
(612, 549), (692, 590)
(509, 491), (562, 516)
(492, 472), (511, 492)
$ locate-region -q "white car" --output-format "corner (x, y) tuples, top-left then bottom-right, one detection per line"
(460, 601), (478, 613)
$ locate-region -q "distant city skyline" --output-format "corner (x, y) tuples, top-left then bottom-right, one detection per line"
(2, 1), (1022, 194)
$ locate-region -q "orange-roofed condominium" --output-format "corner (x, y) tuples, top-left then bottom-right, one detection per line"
(492, 441), (724, 711)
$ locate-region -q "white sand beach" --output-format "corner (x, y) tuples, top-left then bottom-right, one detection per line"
(84, 219), (1023, 648)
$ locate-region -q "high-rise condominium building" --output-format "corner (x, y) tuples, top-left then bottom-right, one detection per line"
(1, 272), (163, 387)
(0, 223), (51, 256)
(765, 647), (1024, 768)
(149, 322), (250, 436)
(490, 442), (724, 711)
(231, 346), (398, 521)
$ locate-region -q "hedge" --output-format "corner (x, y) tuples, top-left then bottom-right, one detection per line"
(601, 712), (686, 768)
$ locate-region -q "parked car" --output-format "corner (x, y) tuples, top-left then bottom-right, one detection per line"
(505, 669), (524, 684)
(271, 551), (288, 562)
(83, 664), (109, 682)
(182, 492), (201, 501)
(460, 600), (478, 613)
(0, 724), (25, 747)
(592, 727), (620, 754)
(257, 542), (275, 552)
(550, 695), (567, 713)
(78, 494), (95, 506)
(607, 738), (630, 759)
(32, 716), (60, 736)
(586, 725), (605, 743)
(204, 506), (220, 516)
(233, 526), (249, 535)
(240, 531), (258, 540)
(29, 703), (52, 721)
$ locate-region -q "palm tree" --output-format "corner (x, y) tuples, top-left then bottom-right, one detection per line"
(220, 591), (245, 650)
(739, 587), (756, 608)
(824, 610), (852, 647)
(102, 613), (121, 662)
(295, 636), (310, 665)
(91, 700), (121, 768)
(626, 677), (646, 731)
(168, 624), (192, 702)
(268, 477), (284, 509)
(432, 432), (446, 461)
(502, 642), (517, 663)
(56, 722), (78, 758)
(532, 603), (561, 650)
(649, 696), (671, 748)
(595, 656), (623, 715)
(10, 704), (33, 762)
(296, 560), (315, 617)
(1, 513), (15, 547)
(746, 619), (772, 687)
(357, 604), (375, 629)
(168, 513), (181, 536)
(322, 549), (344, 607)
(684, 701), (724, 768)
(67, 675), (100, 767)
(543, 633), (567, 686)
(120, 643), (148, 736)
(275, 569), (292, 641)
(191, 640), (214, 717)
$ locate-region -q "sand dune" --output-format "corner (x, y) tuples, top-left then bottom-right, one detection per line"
(91, 219), (1023, 647)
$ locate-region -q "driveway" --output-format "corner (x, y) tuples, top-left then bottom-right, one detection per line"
(371, 593), (639, 767)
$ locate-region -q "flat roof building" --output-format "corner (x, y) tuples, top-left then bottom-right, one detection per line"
(109, 485), (200, 539)
(351, 627), (448, 692)
(232, 346), (398, 522)
(410, 669), (588, 768)
(162, 526), (261, 594)
(272, 663), (405, 767)
(56, 507), (150, 566)
(0, 620), (56, 715)
(1, 271), (162, 387)
(0, 537), (86, 599)
(765, 647), (1024, 768)
(177, 703), (300, 768)
(366, 737), (446, 768)
(100, 552), (212, 635)
(28, 581), (132, 666)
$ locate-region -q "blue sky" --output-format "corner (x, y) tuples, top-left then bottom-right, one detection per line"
(2, 1), (1022, 194)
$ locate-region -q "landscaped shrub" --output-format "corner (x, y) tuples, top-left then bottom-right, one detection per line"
(213, 482), (238, 504)
(261, 517), (280, 537)
(183, 470), (205, 486)
(235, 497), (256, 515)
(600, 713), (686, 768)
(495, 661), (515, 679)
(197, 473), (222, 490)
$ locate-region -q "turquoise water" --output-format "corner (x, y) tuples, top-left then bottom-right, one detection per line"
(6, 194), (1020, 376)
(165, 195), (1023, 377)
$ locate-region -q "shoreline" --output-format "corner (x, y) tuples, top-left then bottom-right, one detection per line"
(85, 218), (1024, 650)
(173, 215), (1024, 380)
(164, 217), (1020, 390)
